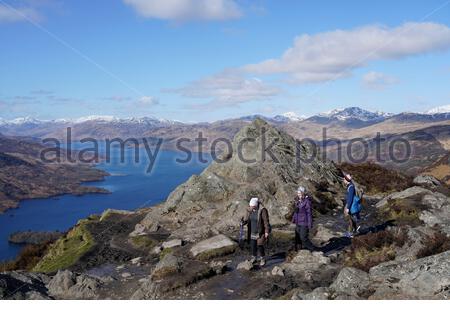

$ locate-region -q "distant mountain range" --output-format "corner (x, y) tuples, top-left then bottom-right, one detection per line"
(1, 106), (449, 131)
(1, 107), (450, 162)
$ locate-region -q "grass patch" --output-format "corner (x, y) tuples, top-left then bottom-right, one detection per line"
(338, 162), (414, 195)
(345, 228), (408, 272)
(32, 218), (96, 273)
(130, 235), (156, 251)
(0, 242), (51, 272)
(159, 248), (173, 260)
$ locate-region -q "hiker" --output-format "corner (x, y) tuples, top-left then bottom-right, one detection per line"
(241, 197), (270, 266)
(292, 186), (315, 251)
(343, 173), (362, 238)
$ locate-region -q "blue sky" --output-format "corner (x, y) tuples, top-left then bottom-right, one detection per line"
(1, 0), (450, 122)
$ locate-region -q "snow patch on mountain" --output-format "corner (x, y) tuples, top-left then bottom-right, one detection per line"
(278, 112), (306, 122)
(317, 107), (392, 122)
(426, 105), (450, 114)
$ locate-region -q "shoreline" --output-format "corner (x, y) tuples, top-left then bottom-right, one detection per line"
(0, 165), (111, 215)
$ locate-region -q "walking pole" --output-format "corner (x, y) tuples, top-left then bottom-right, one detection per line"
(238, 220), (244, 249)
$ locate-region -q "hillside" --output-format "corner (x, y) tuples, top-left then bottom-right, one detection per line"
(0, 135), (109, 213)
(1, 119), (449, 300)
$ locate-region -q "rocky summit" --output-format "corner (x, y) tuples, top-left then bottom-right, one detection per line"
(1, 119), (450, 300)
(135, 118), (344, 242)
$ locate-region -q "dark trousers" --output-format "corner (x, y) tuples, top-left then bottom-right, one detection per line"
(250, 239), (265, 257)
(347, 211), (360, 232)
(295, 225), (315, 251)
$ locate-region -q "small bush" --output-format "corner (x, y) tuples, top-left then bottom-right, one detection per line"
(345, 228), (408, 272)
(0, 242), (51, 272)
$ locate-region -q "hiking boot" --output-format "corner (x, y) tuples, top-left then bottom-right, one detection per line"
(344, 231), (354, 238)
(259, 258), (266, 267)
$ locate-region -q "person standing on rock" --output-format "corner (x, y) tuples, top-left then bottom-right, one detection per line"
(343, 173), (361, 238)
(241, 197), (270, 267)
(292, 186), (315, 251)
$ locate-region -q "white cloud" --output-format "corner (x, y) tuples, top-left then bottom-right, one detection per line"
(362, 71), (398, 90)
(123, 0), (242, 21)
(176, 70), (281, 109)
(0, 4), (42, 23)
(244, 22), (450, 84)
(136, 96), (159, 106)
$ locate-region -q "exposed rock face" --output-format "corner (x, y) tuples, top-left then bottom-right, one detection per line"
(151, 254), (181, 280)
(329, 267), (371, 297)
(281, 250), (339, 286)
(420, 193), (450, 236)
(190, 234), (237, 260)
(131, 278), (160, 299)
(46, 270), (101, 299)
(135, 119), (343, 241)
(368, 251), (450, 299)
(8, 231), (63, 245)
(312, 224), (342, 244)
(376, 186), (450, 236)
(162, 239), (183, 250)
(375, 186), (431, 208)
(395, 226), (439, 262)
(0, 271), (50, 300)
(413, 175), (441, 187)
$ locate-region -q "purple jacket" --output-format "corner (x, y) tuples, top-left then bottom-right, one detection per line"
(292, 195), (312, 228)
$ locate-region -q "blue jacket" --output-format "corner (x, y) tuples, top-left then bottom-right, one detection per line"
(346, 183), (355, 210)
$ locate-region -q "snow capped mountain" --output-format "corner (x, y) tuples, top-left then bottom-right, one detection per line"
(0, 115), (179, 126)
(73, 115), (121, 123)
(426, 105), (450, 115)
(316, 107), (393, 122)
(274, 112), (306, 122)
(7, 117), (42, 125)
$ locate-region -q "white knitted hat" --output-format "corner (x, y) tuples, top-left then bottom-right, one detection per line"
(249, 197), (259, 207)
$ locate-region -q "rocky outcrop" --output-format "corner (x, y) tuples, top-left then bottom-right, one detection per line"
(0, 271), (50, 300)
(46, 270), (101, 299)
(329, 267), (371, 297)
(190, 234), (237, 260)
(281, 250), (339, 287)
(368, 250), (450, 299)
(134, 119), (344, 242)
(413, 175), (441, 187)
(376, 186), (450, 236)
(151, 254), (181, 280)
(312, 224), (342, 244)
(375, 186), (431, 208)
